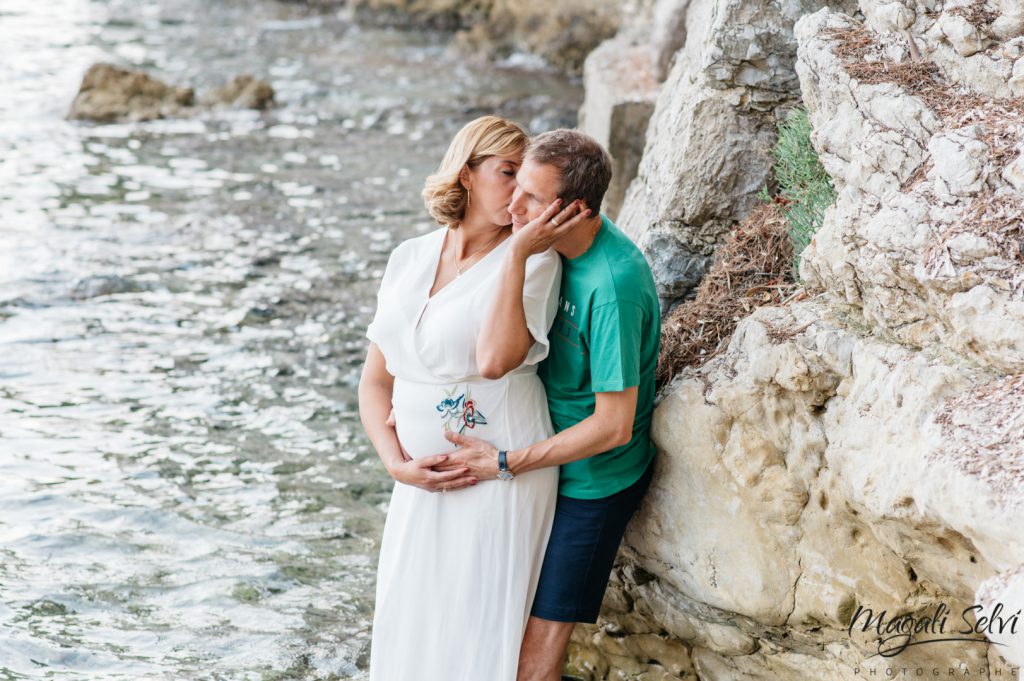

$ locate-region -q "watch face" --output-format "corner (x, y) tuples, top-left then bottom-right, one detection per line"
(497, 471), (514, 481)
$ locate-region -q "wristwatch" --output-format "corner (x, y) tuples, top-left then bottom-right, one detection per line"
(497, 450), (514, 481)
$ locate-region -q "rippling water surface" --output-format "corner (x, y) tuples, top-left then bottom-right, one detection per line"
(0, 0), (581, 676)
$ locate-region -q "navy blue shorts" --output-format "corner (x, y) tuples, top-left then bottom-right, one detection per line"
(530, 458), (655, 624)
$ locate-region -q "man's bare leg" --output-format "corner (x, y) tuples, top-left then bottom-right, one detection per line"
(517, 615), (576, 681)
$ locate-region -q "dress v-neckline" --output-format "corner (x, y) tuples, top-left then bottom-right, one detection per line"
(426, 227), (511, 302)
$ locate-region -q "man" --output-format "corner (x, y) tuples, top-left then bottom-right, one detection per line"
(438, 128), (661, 680)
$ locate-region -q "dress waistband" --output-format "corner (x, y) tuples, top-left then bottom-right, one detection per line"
(394, 366), (539, 387)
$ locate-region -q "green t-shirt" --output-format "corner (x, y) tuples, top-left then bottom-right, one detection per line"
(537, 214), (661, 499)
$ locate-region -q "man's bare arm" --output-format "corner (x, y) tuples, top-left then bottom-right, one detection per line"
(437, 387), (638, 479)
(508, 387), (638, 474)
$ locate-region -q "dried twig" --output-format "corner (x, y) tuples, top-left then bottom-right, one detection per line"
(657, 202), (798, 388)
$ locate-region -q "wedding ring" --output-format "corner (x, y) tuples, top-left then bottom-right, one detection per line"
(551, 217), (560, 226)
(441, 485), (447, 494)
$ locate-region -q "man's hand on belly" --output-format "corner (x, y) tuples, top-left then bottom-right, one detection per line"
(432, 431), (501, 480)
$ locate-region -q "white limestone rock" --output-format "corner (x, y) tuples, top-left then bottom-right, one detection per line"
(1011, 57), (1024, 96)
(861, 0), (916, 32)
(1002, 143), (1024, 193)
(976, 566), (1024, 669)
(928, 127), (992, 198)
(578, 38), (660, 220)
(992, 0), (1024, 40)
(937, 11), (986, 57)
(795, 8), (1024, 372)
(598, 301), (1017, 678)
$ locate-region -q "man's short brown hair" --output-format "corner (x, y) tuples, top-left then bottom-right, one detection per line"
(525, 129), (613, 215)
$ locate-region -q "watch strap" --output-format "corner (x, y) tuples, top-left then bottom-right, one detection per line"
(497, 450), (514, 480)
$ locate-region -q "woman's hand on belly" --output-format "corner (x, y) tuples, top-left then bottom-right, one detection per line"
(387, 453), (478, 493)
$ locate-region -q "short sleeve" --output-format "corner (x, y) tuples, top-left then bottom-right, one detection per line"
(521, 249), (562, 366)
(365, 243), (403, 348)
(587, 299), (643, 392)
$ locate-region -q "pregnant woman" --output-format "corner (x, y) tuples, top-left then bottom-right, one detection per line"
(357, 116), (588, 680)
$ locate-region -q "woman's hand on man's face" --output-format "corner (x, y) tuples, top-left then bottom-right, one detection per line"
(511, 198), (591, 258)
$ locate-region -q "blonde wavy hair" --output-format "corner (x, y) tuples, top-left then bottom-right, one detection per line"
(422, 115), (529, 228)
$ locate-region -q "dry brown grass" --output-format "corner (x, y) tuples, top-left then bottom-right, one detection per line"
(930, 373), (1024, 506)
(822, 25), (1023, 176)
(923, 193), (1024, 272)
(656, 201), (798, 389)
(962, 195), (1024, 262)
(948, 0), (1000, 29)
(824, 26), (944, 92)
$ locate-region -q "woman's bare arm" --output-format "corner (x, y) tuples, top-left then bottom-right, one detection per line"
(475, 248), (532, 379)
(475, 200), (588, 379)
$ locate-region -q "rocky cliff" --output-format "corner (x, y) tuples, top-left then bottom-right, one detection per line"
(566, 0), (1024, 678)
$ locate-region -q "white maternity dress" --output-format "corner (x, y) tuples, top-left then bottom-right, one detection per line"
(365, 226), (562, 681)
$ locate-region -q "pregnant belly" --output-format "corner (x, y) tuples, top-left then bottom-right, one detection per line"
(391, 378), (505, 460)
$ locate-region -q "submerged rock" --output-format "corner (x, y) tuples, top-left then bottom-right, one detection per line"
(67, 63), (195, 122)
(67, 64), (275, 123)
(200, 74), (276, 110)
(70, 274), (148, 299)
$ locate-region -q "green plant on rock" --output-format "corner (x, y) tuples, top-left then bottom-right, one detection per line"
(760, 106), (836, 282)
